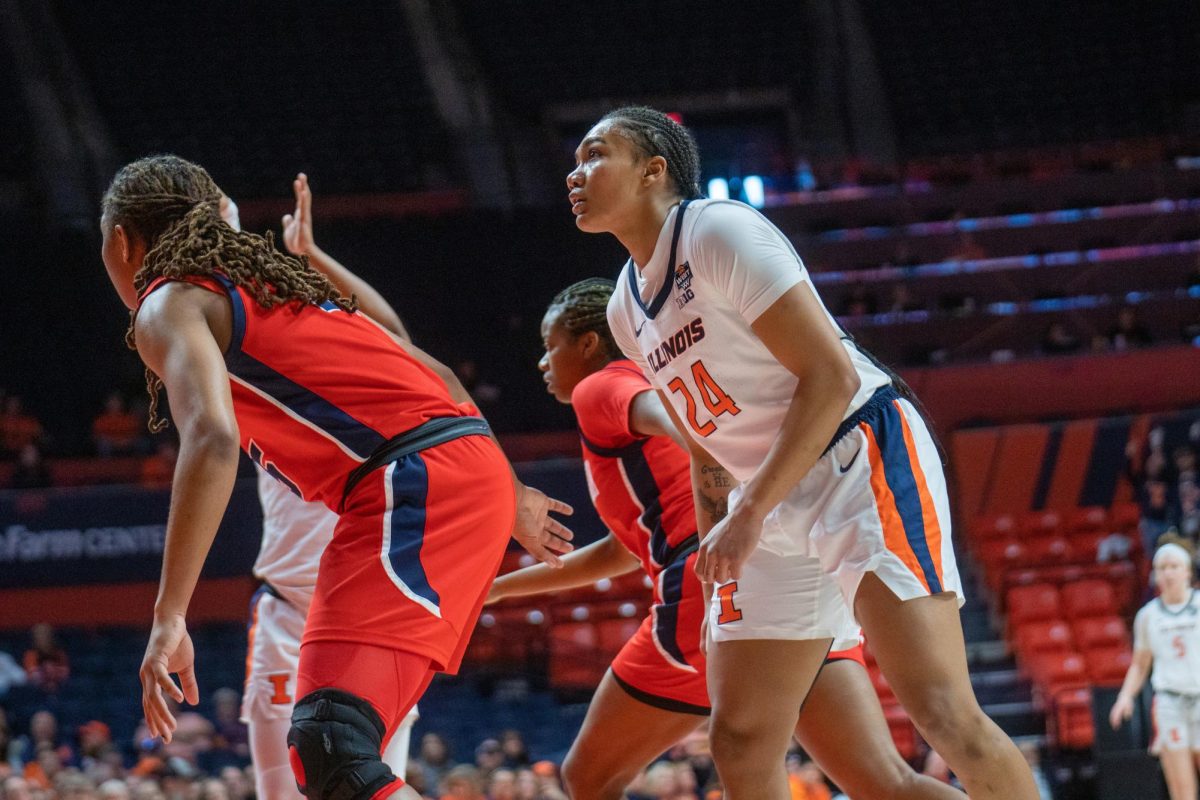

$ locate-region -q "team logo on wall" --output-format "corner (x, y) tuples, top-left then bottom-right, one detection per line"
(674, 261), (693, 291)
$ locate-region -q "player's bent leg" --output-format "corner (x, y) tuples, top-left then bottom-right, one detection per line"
(1159, 748), (1197, 800)
(291, 641), (435, 800)
(561, 670), (703, 800)
(288, 688), (397, 800)
(250, 716), (305, 800)
(855, 574), (1038, 800)
(707, 638), (830, 800)
(795, 659), (965, 800)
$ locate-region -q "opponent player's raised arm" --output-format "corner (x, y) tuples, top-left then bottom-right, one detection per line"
(281, 173), (410, 340)
(488, 533), (640, 603)
(133, 282), (242, 743)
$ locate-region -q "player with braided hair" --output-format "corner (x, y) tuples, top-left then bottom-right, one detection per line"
(488, 278), (965, 800)
(101, 154), (574, 800)
(573, 108), (1037, 799)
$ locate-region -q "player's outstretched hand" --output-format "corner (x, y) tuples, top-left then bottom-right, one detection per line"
(281, 173), (316, 257)
(139, 612), (199, 744)
(512, 484), (574, 568)
(695, 508), (763, 584)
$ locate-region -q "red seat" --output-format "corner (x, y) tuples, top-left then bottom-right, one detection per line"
(1006, 584), (1062, 632)
(1022, 510), (1064, 538)
(597, 617), (642, 657)
(1030, 651), (1088, 693)
(1073, 616), (1130, 651)
(1068, 530), (1107, 562)
(1085, 646), (1132, 686)
(1110, 503), (1141, 532)
(1068, 506), (1109, 533)
(1051, 686), (1096, 749)
(1061, 579), (1118, 620)
(1026, 536), (1073, 566)
(548, 622), (605, 689)
(972, 513), (1017, 542)
(1014, 620), (1074, 663)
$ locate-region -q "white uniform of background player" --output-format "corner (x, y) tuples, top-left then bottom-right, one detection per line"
(1135, 585), (1200, 754)
(221, 185), (418, 800)
(608, 199), (962, 643)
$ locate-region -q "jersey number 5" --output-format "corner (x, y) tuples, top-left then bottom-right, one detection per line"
(667, 360), (740, 438)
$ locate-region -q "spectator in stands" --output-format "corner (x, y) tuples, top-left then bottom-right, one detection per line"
(1106, 305), (1154, 350)
(218, 765), (251, 800)
(0, 650), (27, 697)
(1039, 322), (1083, 355)
(9, 444), (51, 490)
(2, 775), (33, 800)
(199, 777), (230, 799)
(498, 730), (529, 769)
(0, 707), (18, 779)
(475, 739), (504, 776)
(441, 765), (486, 800)
(488, 768), (517, 800)
(18, 710), (74, 768)
(92, 393), (144, 457)
(23, 743), (64, 790)
(206, 688), (248, 769)
(1129, 431), (1181, 554)
(77, 721), (114, 775)
(0, 397), (43, 458)
(138, 438), (177, 489)
(98, 778), (131, 799)
(840, 284), (877, 317)
(414, 733), (457, 792)
(529, 762), (566, 800)
(23, 625), (69, 693)
(885, 283), (921, 315)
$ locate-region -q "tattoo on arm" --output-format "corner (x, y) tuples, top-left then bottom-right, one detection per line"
(699, 464), (732, 524)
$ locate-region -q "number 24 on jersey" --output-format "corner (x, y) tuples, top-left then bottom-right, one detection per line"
(668, 359), (740, 437)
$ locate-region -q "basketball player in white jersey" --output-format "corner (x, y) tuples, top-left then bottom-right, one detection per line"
(1111, 542), (1200, 800)
(222, 179), (418, 799)
(570, 107), (1036, 800)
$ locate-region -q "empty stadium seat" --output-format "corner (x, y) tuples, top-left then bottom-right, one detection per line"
(1014, 620), (1074, 661)
(1069, 506), (1110, 533)
(1073, 616), (1131, 651)
(973, 513), (1018, 542)
(1061, 580), (1118, 620)
(1022, 510), (1064, 537)
(1026, 536), (1073, 566)
(1051, 686), (1096, 749)
(1030, 651), (1088, 694)
(1007, 584), (1062, 630)
(1085, 646), (1133, 686)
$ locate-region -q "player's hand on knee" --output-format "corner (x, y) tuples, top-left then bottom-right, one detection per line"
(513, 484), (574, 568)
(140, 613), (199, 743)
(695, 511), (761, 584)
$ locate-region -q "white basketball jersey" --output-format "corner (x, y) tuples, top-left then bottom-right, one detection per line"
(254, 467), (336, 615)
(607, 199), (889, 483)
(1134, 590), (1200, 694)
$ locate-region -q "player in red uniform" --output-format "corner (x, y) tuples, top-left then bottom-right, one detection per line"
(99, 155), (573, 800)
(487, 278), (965, 800)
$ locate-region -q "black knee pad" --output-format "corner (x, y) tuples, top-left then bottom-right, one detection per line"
(287, 689), (397, 800)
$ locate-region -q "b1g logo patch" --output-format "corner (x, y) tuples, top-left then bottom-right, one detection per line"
(674, 261), (695, 309)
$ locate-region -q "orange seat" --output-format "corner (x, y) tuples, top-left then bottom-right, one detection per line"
(1061, 579), (1118, 620)
(1072, 616), (1130, 651)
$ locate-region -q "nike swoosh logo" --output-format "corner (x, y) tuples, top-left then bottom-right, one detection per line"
(838, 447), (861, 474)
(635, 322), (646, 338)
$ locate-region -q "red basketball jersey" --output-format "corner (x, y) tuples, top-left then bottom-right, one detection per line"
(138, 275), (472, 508)
(571, 361), (696, 589)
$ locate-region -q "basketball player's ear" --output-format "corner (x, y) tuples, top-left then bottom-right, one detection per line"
(643, 155), (668, 188)
(579, 330), (600, 358)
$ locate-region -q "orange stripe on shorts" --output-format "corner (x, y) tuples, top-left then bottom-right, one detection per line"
(860, 422), (931, 592)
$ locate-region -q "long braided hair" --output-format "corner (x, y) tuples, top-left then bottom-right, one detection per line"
(599, 107), (703, 200)
(102, 155), (356, 432)
(545, 278), (623, 361)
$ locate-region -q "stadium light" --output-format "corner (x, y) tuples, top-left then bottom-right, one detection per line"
(707, 178), (730, 200)
(744, 175), (765, 208)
